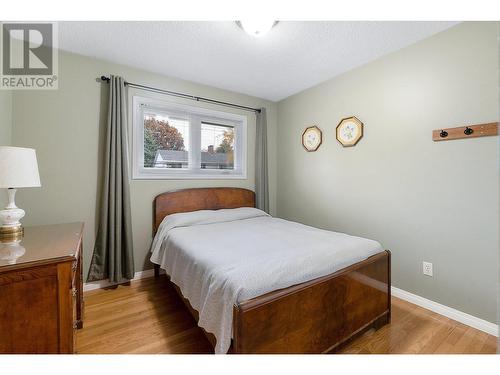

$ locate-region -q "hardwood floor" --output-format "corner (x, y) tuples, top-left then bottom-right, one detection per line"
(77, 276), (497, 354)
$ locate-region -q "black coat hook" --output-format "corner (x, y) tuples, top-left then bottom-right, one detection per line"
(464, 126), (474, 135)
(439, 130), (448, 138)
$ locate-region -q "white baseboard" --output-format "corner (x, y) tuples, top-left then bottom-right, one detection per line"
(391, 286), (498, 337)
(83, 268), (165, 292)
(84, 273), (498, 338)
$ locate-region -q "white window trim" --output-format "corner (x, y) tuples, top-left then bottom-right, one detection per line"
(132, 96), (248, 180)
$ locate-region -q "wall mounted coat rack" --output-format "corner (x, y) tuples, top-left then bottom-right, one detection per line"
(432, 122), (498, 142)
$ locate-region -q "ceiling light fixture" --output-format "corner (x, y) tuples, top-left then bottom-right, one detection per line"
(236, 20), (277, 37)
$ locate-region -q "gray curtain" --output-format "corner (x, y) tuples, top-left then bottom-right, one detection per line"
(255, 108), (269, 212)
(88, 75), (135, 283)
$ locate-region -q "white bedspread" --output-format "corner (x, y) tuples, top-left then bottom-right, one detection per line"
(150, 208), (383, 354)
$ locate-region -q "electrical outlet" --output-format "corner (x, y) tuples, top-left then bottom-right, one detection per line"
(422, 261), (433, 277)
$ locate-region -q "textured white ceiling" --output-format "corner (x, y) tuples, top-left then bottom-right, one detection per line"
(59, 21), (458, 101)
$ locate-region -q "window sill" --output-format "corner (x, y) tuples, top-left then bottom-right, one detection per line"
(132, 170), (247, 180)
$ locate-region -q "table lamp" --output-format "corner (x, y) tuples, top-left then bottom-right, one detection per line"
(0, 146), (41, 240)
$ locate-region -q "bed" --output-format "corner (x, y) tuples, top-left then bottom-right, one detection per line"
(151, 187), (391, 354)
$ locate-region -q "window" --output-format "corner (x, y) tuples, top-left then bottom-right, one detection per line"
(133, 96), (247, 179)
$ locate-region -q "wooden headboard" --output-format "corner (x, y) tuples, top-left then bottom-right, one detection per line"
(153, 187), (256, 232)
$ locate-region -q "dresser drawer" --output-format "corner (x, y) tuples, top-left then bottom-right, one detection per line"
(0, 265), (60, 353)
(0, 222), (84, 354)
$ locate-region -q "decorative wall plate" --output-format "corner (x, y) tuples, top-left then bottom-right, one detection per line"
(302, 126), (322, 152)
(336, 117), (363, 147)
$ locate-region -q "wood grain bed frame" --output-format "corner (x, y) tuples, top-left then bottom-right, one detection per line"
(153, 187), (391, 353)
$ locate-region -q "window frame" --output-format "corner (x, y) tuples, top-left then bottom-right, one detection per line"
(132, 96), (247, 180)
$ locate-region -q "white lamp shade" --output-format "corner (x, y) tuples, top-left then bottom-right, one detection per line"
(0, 146), (41, 188)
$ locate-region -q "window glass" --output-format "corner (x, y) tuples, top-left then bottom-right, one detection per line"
(143, 114), (189, 169)
(200, 122), (235, 170)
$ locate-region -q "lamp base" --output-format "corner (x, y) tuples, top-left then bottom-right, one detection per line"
(0, 237), (26, 264)
(0, 189), (26, 240)
(0, 225), (24, 241)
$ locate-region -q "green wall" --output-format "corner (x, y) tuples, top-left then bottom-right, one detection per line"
(0, 89), (12, 209)
(276, 22), (499, 323)
(0, 90), (11, 146)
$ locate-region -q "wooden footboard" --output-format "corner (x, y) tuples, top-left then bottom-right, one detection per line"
(164, 250), (390, 354)
(232, 250), (391, 353)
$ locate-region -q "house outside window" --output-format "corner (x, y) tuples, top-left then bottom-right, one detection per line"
(132, 96), (247, 179)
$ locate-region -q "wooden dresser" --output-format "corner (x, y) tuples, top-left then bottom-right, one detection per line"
(0, 223), (84, 353)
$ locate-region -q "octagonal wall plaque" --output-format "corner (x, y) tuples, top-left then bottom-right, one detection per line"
(336, 116), (364, 147)
(302, 125), (323, 152)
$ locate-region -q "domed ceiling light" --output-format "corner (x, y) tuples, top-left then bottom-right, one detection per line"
(236, 20), (278, 37)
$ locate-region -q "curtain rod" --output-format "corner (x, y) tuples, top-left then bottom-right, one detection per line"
(100, 76), (261, 113)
